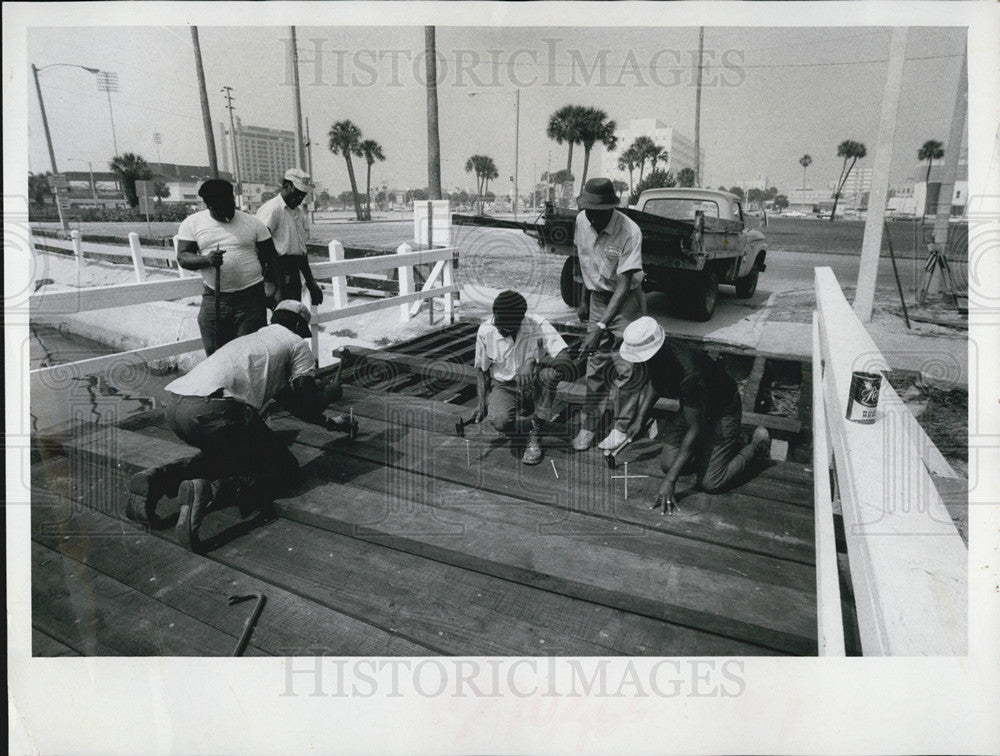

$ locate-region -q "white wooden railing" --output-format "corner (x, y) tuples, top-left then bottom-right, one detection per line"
(812, 267), (966, 655)
(30, 234), (458, 383)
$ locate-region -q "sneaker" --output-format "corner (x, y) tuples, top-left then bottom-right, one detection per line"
(175, 479), (212, 551)
(128, 467), (179, 528)
(598, 427), (628, 451)
(572, 428), (596, 451)
(751, 426), (772, 461)
(522, 430), (543, 465)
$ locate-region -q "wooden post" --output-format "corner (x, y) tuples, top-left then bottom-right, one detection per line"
(127, 232), (147, 283)
(442, 254), (454, 324)
(328, 240), (348, 309)
(70, 229), (83, 271)
(397, 242), (413, 322)
(812, 312), (846, 656)
(854, 27), (908, 322)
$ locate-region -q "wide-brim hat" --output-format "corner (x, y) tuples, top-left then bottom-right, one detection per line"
(284, 168), (315, 195)
(620, 316), (665, 363)
(576, 177), (620, 210)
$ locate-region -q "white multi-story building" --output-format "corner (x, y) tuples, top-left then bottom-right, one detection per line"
(217, 117), (299, 188)
(599, 118), (704, 188)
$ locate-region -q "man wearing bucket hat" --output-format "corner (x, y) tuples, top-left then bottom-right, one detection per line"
(256, 168), (325, 306)
(176, 178), (282, 355)
(571, 177), (645, 453)
(618, 316), (771, 513)
(126, 300), (357, 550)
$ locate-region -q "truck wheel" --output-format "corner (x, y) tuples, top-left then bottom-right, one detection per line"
(560, 256), (584, 307)
(734, 268), (759, 298)
(688, 271), (718, 321)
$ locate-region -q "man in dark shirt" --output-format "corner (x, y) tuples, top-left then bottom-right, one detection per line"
(618, 317), (771, 512)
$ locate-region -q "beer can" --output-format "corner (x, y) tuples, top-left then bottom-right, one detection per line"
(846, 371), (882, 424)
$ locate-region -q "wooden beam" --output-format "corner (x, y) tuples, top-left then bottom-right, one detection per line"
(30, 337), (204, 383)
(30, 276), (204, 314)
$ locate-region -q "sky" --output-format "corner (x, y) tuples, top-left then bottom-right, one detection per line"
(26, 24), (966, 197)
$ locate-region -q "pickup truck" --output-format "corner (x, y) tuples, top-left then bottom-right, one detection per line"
(453, 187), (766, 321)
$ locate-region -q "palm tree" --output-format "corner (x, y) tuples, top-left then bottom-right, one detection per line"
(577, 108), (617, 186)
(328, 120), (365, 220)
(677, 167), (696, 187)
(617, 146), (637, 193)
(648, 145), (669, 173)
(358, 139), (386, 221)
(109, 153), (153, 208)
(547, 105), (586, 183)
(830, 140), (867, 221)
(465, 155), (499, 213)
(630, 136), (657, 184)
(918, 139), (945, 214)
(799, 154), (812, 191)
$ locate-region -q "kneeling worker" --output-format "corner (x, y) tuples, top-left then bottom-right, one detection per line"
(618, 317), (771, 513)
(474, 290), (575, 465)
(128, 301), (356, 550)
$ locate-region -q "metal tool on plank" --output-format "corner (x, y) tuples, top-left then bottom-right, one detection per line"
(604, 416), (657, 469)
(455, 412), (483, 438)
(229, 593), (266, 657)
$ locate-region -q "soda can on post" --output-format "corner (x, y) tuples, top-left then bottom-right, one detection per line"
(846, 371), (882, 424)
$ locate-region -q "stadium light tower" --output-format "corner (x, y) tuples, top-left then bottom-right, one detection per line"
(96, 70), (120, 157)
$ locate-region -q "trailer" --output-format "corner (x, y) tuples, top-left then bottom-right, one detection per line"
(453, 187), (767, 321)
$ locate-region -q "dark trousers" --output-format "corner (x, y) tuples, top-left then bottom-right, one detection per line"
(658, 393), (757, 492)
(274, 256), (304, 302)
(487, 353), (576, 434)
(198, 282), (267, 356)
(162, 393), (298, 510)
(582, 288), (643, 433)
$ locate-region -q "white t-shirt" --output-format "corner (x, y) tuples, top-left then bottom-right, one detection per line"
(256, 194), (308, 257)
(165, 324), (315, 411)
(176, 209), (272, 292)
(474, 314), (568, 382)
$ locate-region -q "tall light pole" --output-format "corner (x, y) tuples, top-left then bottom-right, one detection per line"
(31, 62), (105, 229)
(289, 26), (307, 170)
(694, 26), (704, 187)
(153, 132), (162, 168)
(96, 71), (120, 157)
(190, 27), (219, 178)
(221, 85), (242, 205)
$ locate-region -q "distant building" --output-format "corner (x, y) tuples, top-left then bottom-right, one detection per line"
(62, 163), (234, 208)
(787, 187), (833, 213)
(599, 118), (704, 188)
(217, 117), (298, 188)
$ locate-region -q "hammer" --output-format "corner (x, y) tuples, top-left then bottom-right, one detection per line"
(228, 593), (266, 657)
(455, 412), (483, 438)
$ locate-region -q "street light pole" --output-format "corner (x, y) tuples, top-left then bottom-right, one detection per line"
(31, 63), (67, 229)
(513, 88), (520, 220)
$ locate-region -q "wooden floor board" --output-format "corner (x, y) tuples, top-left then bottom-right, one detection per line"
(32, 626), (81, 657)
(32, 542), (266, 656)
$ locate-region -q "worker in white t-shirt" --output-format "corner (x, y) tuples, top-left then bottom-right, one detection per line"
(127, 301), (357, 551)
(176, 179), (282, 355)
(256, 168), (324, 306)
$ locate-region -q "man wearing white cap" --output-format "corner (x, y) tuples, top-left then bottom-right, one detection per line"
(618, 316), (771, 513)
(127, 300), (356, 550)
(256, 168), (325, 305)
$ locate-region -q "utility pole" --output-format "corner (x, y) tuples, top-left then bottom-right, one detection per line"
(221, 85), (242, 204)
(514, 88), (520, 220)
(190, 27), (219, 178)
(289, 26), (307, 170)
(305, 116), (315, 222)
(30, 63), (67, 229)
(694, 26), (704, 187)
(153, 132), (162, 168)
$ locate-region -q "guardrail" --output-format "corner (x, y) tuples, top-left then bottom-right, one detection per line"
(812, 266), (966, 655)
(30, 237), (458, 383)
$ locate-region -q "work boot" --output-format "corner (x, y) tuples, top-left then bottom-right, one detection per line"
(175, 479), (213, 552)
(572, 428), (596, 451)
(522, 429), (543, 465)
(127, 466), (182, 528)
(751, 426), (772, 463)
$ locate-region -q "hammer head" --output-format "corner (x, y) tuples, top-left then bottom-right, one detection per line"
(455, 419), (466, 438)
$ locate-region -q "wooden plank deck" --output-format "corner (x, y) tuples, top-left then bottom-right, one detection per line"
(30, 323), (823, 656)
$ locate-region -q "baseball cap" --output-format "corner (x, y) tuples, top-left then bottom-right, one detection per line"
(284, 168), (315, 195)
(273, 299), (312, 338)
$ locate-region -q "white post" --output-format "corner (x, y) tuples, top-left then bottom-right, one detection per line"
(854, 27), (908, 322)
(127, 232), (147, 283)
(328, 239), (348, 309)
(397, 242), (413, 322)
(70, 229), (83, 270)
(442, 254), (454, 324)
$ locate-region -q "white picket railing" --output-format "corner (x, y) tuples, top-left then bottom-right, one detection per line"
(30, 236), (459, 383)
(812, 266), (966, 656)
